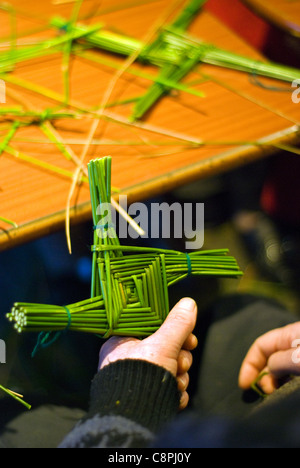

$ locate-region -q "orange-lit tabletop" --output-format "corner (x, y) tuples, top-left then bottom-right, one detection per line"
(0, 0), (299, 251)
(242, 0), (300, 37)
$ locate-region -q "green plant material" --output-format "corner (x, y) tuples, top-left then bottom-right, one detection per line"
(0, 21), (102, 74)
(75, 48), (205, 100)
(0, 2), (17, 64)
(7, 156), (243, 344)
(51, 15), (300, 82)
(4, 144), (89, 183)
(0, 108), (78, 124)
(171, 0), (207, 31)
(0, 121), (20, 155)
(0, 384), (31, 409)
(51, 6), (300, 120)
(11, 133), (300, 156)
(40, 121), (80, 163)
(8, 247), (242, 339)
(131, 46), (204, 121)
(251, 372), (269, 399)
(0, 106), (117, 193)
(61, 0), (84, 105)
(0, 216), (18, 228)
(0, 73), (88, 113)
(0, 73), (204, 146)
(51, 16), (144, 59)
(91, 0), (164, 16)
(161, 26), (300, 83)
(10, 136), (194, 147)
(48, 17), (188, 66)
(274, 143), (300, 156)
(129, 0), (207, 119)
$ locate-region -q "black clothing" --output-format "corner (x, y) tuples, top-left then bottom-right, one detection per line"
(1, 295), (300, 448)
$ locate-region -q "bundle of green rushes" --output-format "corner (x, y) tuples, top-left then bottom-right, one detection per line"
(7, 157), (243, 341)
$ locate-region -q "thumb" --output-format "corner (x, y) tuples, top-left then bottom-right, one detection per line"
(156, 298), (198, 351)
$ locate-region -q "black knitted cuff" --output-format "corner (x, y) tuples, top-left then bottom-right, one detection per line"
(87, 359), (180, 433)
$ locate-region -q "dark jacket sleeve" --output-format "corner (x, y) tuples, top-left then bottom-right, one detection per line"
(59, 359), (180, 448)
(154, 377), (300, 448)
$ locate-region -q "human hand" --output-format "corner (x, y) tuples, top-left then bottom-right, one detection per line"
(99, 298), (198, 410)
(239, 322), (300, 394)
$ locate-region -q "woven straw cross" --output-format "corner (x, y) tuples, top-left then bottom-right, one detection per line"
(8, 156), (243, 349)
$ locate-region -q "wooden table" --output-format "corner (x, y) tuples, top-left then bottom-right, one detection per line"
(0, 0), (299, 251)
(242, 0), (300, 37)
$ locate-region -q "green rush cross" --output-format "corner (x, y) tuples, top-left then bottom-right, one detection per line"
(7, 156), (243, 348)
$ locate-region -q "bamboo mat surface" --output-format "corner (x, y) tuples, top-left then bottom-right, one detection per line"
(0, 0), (299, 250)
(243, 0), (300, 37)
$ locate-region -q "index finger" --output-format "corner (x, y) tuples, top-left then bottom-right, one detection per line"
(239, 322), (300, 389)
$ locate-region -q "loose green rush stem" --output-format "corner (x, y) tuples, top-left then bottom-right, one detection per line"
(0, 121), (20, 156)
(0, 21), (103, 74)
(0, 384), (31, 410)
(74, 48), (205, 100)
(171, 0), (208, 32)
(0, 215), (18, 228)
(0, 108), (78, 123)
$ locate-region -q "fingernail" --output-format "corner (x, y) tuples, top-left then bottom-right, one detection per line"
(177, 376), (186, 391)
(182, 357), (190, 372)
(178, 298), (196, 311)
